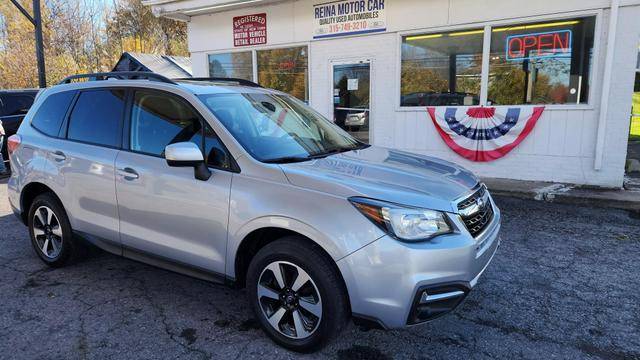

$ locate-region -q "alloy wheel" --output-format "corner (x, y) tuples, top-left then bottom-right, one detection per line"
(32, 206), (63, 259)
(257, 261), (322, 339)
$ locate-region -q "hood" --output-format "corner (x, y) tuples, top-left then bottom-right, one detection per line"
(279, 146), (479, 212)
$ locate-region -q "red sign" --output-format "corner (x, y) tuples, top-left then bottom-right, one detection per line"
(233, 13), (267, 47)
(506, 30), (572, 61)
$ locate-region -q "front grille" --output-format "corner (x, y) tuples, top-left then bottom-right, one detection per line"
(458, 185), (494, 238)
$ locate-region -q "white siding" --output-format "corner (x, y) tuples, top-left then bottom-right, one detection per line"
(182, 0), (640, 188)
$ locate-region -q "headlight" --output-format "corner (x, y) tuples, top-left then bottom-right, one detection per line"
(349, 197), (452, 242)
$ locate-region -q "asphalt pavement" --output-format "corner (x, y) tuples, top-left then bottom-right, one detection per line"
(0, 177), (639, 359)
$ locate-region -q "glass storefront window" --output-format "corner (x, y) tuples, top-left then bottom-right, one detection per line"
(208, 52), (253, 81)
(257, 46), (309, 102)
(401, 29), (484, 107)
(488, 17), (596, 105)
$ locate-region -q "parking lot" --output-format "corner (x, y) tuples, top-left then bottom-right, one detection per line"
(0, 178), (639, 360)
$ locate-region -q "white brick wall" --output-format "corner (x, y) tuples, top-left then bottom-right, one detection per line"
(182, 0), (640, 188)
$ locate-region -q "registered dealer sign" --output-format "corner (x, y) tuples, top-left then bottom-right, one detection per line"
(233, 13), (267, 47)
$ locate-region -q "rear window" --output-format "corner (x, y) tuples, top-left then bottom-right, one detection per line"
(31, 91), (76, 137)
(67, 89), (125, 148)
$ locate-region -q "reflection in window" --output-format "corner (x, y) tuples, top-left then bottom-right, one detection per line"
(208, 51), (253, 81)
(130, 90), (231, 169)
(401, 29), (484, 107)
(130, 91), (202, 156)
(257, 46), (309, 101)
(488, 17), (595, 105)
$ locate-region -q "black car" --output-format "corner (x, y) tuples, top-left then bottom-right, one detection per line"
(1, 89), (39, 169)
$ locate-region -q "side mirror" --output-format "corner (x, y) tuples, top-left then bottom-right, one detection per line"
(165, 142), (211, 181)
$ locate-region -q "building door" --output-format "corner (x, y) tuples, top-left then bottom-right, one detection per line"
(332, 60), (371, 143)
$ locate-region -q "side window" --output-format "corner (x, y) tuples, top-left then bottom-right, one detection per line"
(203, 124), (231, 169)
(130, 90), (232, 170)
(31, 91), (76, 137)
(68, 89), (125, 147)
(130, 90), (202, 156)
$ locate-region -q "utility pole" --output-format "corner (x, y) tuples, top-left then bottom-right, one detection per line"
(9, 0), (47, 88)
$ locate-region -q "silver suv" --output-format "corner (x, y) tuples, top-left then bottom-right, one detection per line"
(7, 72), (500, 352)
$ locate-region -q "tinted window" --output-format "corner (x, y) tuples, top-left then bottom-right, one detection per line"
(130, 90), (202, 156)
(31, 91), (75, 137)
(1, 94), (35, 116)
(201, 124), (232, 169)
(130, 90), (232, 169)
(68, 89), (125, 147)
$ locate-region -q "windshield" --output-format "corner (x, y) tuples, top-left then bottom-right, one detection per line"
(198, 93), (368, 163)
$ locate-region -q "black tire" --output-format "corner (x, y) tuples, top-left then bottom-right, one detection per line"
(246, 236), (349, 352)
(28, 193), (82, 267)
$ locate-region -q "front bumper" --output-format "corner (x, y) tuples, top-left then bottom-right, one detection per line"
(337, 201), (500, 329)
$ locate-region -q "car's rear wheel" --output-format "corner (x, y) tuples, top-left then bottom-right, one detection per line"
(246, 237), (349, 352)
(28, 193), (82, 267)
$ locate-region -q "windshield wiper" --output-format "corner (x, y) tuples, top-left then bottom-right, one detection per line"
(309, 144), (368, 159)
(308, 148), (345, 159)
(264, 143), (371, 164)
(262, 156), (312, 164)
(351, 143), (371, 150)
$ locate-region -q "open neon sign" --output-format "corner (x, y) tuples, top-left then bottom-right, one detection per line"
(506, 30), (572, 61)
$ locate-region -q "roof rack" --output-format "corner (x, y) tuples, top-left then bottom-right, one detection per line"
(174, 77), (262, 88)
(58, 72), (177, 85)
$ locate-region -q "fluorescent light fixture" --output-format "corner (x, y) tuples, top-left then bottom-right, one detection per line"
(449, 29), (484, 37)
(184, 0), (264, 14)
(405, 20), (580, 41)
(493, 20), (580, 32)
(405, 34), (443, 41)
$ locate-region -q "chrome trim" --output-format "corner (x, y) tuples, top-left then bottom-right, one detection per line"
(473, 194), (500, 244)
(451, 182), (483, 210)
(420, 290), (465, 304)
(458, 190), (490, 217)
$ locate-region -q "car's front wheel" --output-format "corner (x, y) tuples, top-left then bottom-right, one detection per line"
(246, 237), (349, 352)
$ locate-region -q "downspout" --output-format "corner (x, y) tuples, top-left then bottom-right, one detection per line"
(594, 0), (620, 170)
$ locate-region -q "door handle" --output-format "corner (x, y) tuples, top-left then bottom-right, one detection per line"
(51, 150), (66, 162)
(117, 167), (139, 180)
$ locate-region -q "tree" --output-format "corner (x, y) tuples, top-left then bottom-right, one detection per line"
(0, 0), (187, 89)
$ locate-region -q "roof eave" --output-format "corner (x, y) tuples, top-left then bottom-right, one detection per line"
(147, 0), (282, 20)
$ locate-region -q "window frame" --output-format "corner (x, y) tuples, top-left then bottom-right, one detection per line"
(123, 87), (239, 173)
(206, 42), (312, 103)
(61, 88), (127, 149)
(395, 9), (603, 112)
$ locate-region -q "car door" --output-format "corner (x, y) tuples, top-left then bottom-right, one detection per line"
(50, 88), (125, 248)
(115, 88), (233, 276)
(1, 93), (35, 161)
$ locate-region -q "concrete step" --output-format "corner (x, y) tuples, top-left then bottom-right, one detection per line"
(483, 177), (640, 212)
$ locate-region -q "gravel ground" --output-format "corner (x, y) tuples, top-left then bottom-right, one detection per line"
(0, 177), (639, 360)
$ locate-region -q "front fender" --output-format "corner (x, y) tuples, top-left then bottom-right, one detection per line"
(226, 215), (341, 278)
(224, 173), (386, 279)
